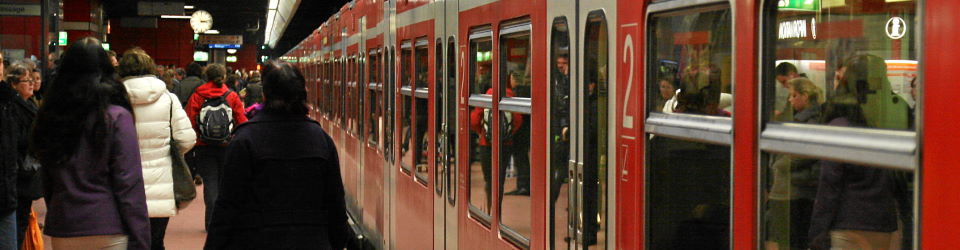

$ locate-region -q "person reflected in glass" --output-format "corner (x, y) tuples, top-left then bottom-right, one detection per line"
(766, 77), (823, 250)
(205, 61), (350, 249)
(549, 54), (571, 247)
(809, 54), (905, 250)
(674, 64), (726, 116)
(657, 77), (678, 112)
(774, 62), (800, 121)
(505, 71), (530, 196)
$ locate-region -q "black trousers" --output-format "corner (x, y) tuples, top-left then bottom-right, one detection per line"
(15, 197), (30, 248)
(150, 217), (170, 250)
(187, 145), (226, 231)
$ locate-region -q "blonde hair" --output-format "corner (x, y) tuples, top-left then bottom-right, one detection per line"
(788, 77), (823, 104)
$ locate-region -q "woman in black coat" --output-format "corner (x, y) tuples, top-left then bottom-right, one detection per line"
(205, 61), (349, 250)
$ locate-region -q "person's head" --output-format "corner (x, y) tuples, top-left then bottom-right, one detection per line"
(33, 37), (131, 164)
(508, 71), (523, 88)
(225, 73), (240, 90)
(204, 63), (227, 85)
(162, 69), (177, 90)
(260, 60), (308, 115)
(659, 78), (677, 100)
(775, 62), (799, 86)
(31, 70), (42, 92)
(6, 62), (33, 99)
(249, 71), (261, 83)
(478, 62), (491, 76)
(787, 77), (822, 112)
(107, 50), (119, 67)
(118, 48), (157, 78)
(556, 55), (570, 75)
(186, 62), (203, 77)
(176, 68), (185, 80)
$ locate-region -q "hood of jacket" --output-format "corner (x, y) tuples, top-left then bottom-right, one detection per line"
(122, 75), (169, 105)
(194, 81), (231, 99)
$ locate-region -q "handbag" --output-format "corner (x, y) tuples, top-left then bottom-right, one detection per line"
(21, 208), (43, 250)
(169, 94), (197, 209)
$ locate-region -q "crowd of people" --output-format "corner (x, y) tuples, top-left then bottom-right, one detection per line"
(0, 37), (349, 250)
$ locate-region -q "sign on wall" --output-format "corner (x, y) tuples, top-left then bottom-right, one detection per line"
(198, 35), (242, 45)
(0, 4), (41, 16)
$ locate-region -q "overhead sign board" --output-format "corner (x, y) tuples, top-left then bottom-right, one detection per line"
(198, 35), (242, 45)
(209, 44), (241, 49)
(777, 0), (819, 11)
(137, 1), (184, 16)
(0, 4), (41, 16)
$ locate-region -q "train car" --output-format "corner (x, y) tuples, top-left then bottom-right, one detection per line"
(282, 0), (959, 249)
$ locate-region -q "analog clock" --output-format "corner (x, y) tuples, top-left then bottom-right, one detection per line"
(190, 10), (213, 33)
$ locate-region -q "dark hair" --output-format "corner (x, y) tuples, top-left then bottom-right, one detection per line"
(225, 73), (239, 90)
(176, 68), (185, 76)
(775, 62), (798, 76)
(261, 60), (308, 115)
(118, 48), (157, 77)
(32, 37), (133, 164)
(205, 64), (226, 85)
(186, 62), (203, 77)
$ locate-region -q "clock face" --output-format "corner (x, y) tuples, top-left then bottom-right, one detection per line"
(190, 10), (213, 33)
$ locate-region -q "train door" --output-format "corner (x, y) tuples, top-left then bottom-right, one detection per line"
(434, 0), (460, 248)
(546, 1), (618, 249)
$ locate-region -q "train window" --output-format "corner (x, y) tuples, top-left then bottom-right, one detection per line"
(760, 0), (919, 249)
(498, 20), (532, 247)
(435, 38), (444, 194)
(446, 36), (457, 204)
(385, 47), (396, 162)
(414, 38), (430, 184)
(368, 50), (381, 147)
(359, 53), (366, 138)
(582, 11), (610, 249)
(548, 16), (571, 250)
(467, 28), (495, 223)
(401, 41), (414, 174)
(645, 3), (732, 249)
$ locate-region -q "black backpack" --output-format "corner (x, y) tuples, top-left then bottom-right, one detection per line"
(482, 108), (514, 143)
(198, 90), (235, 145)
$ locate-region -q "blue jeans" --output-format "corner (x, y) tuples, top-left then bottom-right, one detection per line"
(0, 210), (16, 250)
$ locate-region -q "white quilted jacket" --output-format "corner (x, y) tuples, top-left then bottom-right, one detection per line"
(123, 76), (197, 218)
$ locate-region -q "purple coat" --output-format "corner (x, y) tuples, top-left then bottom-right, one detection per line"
(43, 105), (151, 249)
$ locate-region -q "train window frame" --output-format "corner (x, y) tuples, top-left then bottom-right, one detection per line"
(643, 2), (736, 249)
(755, 0), (920, 170)
(435, 37), (444, 195)
(413, 37), (430, 185)
(385, 46), (396, 163)
(368, 49), (382, 148)
(497, 19), (533, 248)
(359, 52), (366, 140)
(446, 36), (458, 205)
(643, 2), (735, 145)
(400, 40), (415, 175)
(467, 26), (495, 226)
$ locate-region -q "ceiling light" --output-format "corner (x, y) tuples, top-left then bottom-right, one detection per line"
(160, 15), (191, 19)
(204, 29), (219, 34)
(184, 5), (195, 9)
(227, 49), (237, 54)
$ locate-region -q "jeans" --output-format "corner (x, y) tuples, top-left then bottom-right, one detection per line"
(188, 145), (226, 231)
(0, 210), (16, 250)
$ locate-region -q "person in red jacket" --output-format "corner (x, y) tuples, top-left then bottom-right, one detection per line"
(469, 85), (522, 211)
(184, 63), (247, 231)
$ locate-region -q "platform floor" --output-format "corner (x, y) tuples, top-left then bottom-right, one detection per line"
(32, 186), (210, 249)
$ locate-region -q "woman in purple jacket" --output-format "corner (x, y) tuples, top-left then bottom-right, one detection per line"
(31, 37), (151, 250)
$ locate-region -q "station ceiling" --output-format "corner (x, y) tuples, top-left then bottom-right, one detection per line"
(102, 0), (349, 56)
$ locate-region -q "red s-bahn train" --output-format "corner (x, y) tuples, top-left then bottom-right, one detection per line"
(279, 0), (959, 249)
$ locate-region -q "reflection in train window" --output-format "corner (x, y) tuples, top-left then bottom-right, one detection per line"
(385, 47), (396, 162)
(358, 54), (365, 137)
(761, 1), (919, 249)
(446, 36), (458, 204)
(416, 40), (429, 89)
(368, 51), (381, 147)
(647, 5), (733, 117)
(470, 36), (493, 96)
(435, 38), (444, 194)
(582, 11), (609, 249)
(499, 27), (531, 98)
(645, 5), (732, 250)
(467, 31), (495, 222)
(499, 108), (531, 247)
(414, 40), (430, 183)
(548, 16), (571, 250)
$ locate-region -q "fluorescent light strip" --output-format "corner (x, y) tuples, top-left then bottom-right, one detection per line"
(184, 5), (195, 9)
(160, 15), (191, 19)
(204, 30), (220, 34)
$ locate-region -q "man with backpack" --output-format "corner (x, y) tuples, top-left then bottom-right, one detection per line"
(185, 63), (247, 231)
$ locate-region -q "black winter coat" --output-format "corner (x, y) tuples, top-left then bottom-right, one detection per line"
(205, 110), (349, 250)
(0, 83), (19, 213)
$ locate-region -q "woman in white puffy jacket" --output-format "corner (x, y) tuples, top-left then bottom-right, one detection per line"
(118, 49), (196, 250)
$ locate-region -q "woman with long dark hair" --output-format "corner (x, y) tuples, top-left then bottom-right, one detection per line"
(204, 61), (348, 249)
(31, 37), (150, 249)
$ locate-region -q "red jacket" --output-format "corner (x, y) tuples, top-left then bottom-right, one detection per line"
(186, 82), (248, 146)
(470, 88), (522, 147)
